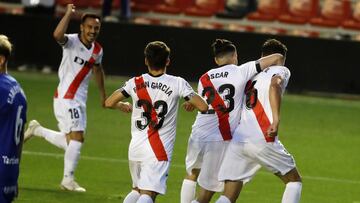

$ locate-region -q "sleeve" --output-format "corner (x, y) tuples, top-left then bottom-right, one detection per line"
(238, 61), (258, 82)
(179, 77), (196, 101)
(94, 48), (103, 65)
(61, 34), (74, 49)
(273, 66), (291, 93)
(119, 78), (134, 98)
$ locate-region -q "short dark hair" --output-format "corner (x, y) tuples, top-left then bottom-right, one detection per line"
(0, 35), (12, 60)
(211, 39), (236, 58)
(144, 41), (170, 70)
(81, 13), (101, 24)
(261, 39), (287, 57)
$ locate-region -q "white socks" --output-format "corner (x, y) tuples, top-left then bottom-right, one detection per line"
(63, 140), (82, 181)
(137, 194), (153, 203)
(123, 190), (141, 203)
(215, 195), (231, 203)
(181, 179), (197, 203)
(34, 126), (67, 150)
(282, 182), (302, 203)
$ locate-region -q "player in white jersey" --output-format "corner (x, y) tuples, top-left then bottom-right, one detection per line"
(105, 41), (208, 203)
(216, 39), (302, 203)
(23, 4), (106, 192)
(180, 39), (285, 203)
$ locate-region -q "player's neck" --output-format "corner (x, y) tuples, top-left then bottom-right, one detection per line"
(0, 66), (6, 74)
(148, 68), (165, 77)
(78, 34), (92, 49)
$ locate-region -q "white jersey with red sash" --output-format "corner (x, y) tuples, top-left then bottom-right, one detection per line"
(120, 73), (195, 162)
(233, 65), (290, 144)
(190, 61), (259, 142)
(54, 34), (103, 106)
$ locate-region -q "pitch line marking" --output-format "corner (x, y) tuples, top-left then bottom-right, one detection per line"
(23, 150), (360, 185)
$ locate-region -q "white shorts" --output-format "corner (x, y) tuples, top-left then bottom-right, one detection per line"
(218, 140), (296, 183)
(185, 138), (229, 192)
(53, 99), (86, 134)
(129, 159), (170, 195)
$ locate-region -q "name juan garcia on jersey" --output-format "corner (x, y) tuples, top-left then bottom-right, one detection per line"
(133, 80), (173, 97)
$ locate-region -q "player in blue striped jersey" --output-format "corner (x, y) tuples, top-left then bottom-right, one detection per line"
(0, 35), (27, 203)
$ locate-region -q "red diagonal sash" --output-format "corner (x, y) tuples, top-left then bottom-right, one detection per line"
(200, 74), (232, 140)
(253, 100), (274, 142)
(134, 76), (168, 161)
(62, 42), (102, 99)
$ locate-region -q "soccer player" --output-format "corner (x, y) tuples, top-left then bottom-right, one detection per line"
(0, 35), (27, 203)
(215, 39), (302, 203)
(23, 4), (106, 192)
(180, 39), (285, 203)
(105, 41), (208, 203)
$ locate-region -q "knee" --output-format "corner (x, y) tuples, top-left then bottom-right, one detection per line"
(68, 131), (84, 143)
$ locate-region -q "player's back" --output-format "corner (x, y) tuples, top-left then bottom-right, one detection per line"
(191, 61), (259, 141)
(0, 74), (27, 184)
(234, 65), (290, 144)
(121, 73), (195, 162)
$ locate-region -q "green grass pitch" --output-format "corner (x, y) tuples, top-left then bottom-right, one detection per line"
(11, 71), (360, 203)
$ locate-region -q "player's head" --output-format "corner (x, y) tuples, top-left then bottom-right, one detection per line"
(261, 39), (287, 58)
(212, 39), (238, 66)
(80, 13), (101, 45)
(0, 34), (12, 70)
(144, 41), (170, 71)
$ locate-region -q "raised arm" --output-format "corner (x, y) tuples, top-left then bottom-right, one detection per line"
(258, 53), (284, 71)
(105, 89), (132, 113)
(93, 64), (107, 108)
(267, 75), (283, 137)
(186, 93), (208, 113)
(53, 4), (75, 44)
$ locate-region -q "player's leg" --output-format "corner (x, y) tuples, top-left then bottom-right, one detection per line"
(124, 161), (141, 203)
(61, 131), (85, 192)
(196, 141), (228, 203)
(137, 190), (158, 203)
(137, 160), (169, 203)
(124, 188), (141, 203)
(275, 168), (302, 203)
(181, 169), (200, 203)
(181, 138), (203, 203)
(256, 141), (302, 203)
(216, 180), (244, 203)
(24, 120), (67, 150)
(216, 142), (261, 203)
(60, 100), (87, 192)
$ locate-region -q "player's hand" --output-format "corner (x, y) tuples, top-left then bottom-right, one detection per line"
(182, 101), (195, 112)
(267, 122), (279, 137)
(66, 4), (75, 15)
(118, 102), (132, 113)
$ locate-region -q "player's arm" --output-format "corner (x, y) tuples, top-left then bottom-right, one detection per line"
(267, 75), (283, 137)
(257, 53), (284, 71)
(105, 89), (132, 113)
(53, 4), (75, 44)
(186, 93), (208, 113)
(93, 64), (107, 108)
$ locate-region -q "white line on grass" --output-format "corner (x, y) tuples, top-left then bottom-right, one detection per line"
(23, 150), (360, 185)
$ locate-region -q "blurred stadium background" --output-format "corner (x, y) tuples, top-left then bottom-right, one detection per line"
(0, 0), (359, 202)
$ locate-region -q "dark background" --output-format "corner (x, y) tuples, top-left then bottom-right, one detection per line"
(1, 14), (359, 94)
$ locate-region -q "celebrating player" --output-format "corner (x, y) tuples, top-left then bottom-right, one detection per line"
(180, 39), (284, 203)
(24, 4), (106, 192)
(0, 35), (27, 203)
(215, 39), (302, 203)
(105, 41), (208, 203)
